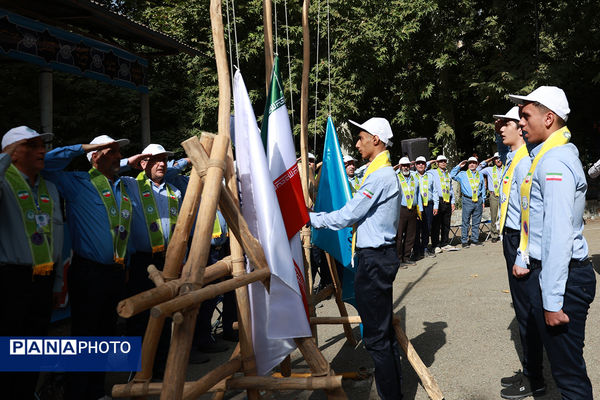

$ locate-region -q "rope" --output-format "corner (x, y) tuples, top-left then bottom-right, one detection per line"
(327, 0), (331, 115)
(313, 0), (321, 158)
(283, 0), (295, 126)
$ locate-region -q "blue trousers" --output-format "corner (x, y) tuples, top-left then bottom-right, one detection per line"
(354, 245), (403, 399)
(461, 197), (482, 244)
(502, 228), (543, 379)
(531, 262), (596, 399)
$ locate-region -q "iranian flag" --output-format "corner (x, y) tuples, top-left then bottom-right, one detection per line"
(233, 68), (311, 376)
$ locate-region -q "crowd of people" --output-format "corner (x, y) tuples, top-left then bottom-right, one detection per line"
(0, 132), (236, 399)
(310, 86), (596, 400)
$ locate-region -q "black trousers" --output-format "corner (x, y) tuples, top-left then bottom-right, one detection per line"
(354, 245), (402, 400)
(431, 198), (451, 248)
(415, 202), (434, 256)
(396, 206), (417, 262)
(530, 261), (595, 399)
(502, 228), (543, 380)
(0, 264), (53, 400)
(66, 254), (125, 400)
(127, 251), (171, 377)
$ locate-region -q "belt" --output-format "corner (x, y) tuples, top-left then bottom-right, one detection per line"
(132, 251), (166, 263)
(438, 196), (450, 204)
(356, 243), (396, 252)
(503, 226), (519, 234)
(72, 253), (123, 269)
(529, 257), (590, 271)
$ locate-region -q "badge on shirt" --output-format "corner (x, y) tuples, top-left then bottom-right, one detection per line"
(35, 212), (50, 228)
(546, 173), (563, 181)
(521, 196), (528, 211)
(362, 189), (373, 199)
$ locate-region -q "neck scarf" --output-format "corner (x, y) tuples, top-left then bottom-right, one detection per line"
(498, 145), (529, 232)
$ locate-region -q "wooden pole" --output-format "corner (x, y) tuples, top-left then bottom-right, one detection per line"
(392, 316), (445, 400)
(224, 147), (260, 400)
(227, 375), (343, 391)
(263, 0), (274, 92)
(309, 284), (334, 306)
(160, 1), (231, 398)
(151, 269), (271, 319)
(325, 253), (357, 346)
(310, 316), (362, 325)
(113, 382), (225, 398)
(182, 357), (242, 400)
(280, 355), (292, 377)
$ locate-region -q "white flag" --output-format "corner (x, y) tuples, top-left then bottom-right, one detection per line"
(233, 70), (311, 376)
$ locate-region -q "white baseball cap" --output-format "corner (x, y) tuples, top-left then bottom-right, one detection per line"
(399, 156), (411, 165)
(307, 152), (316, 161)
(2, 126), (53, 150)
(415, 156), (427, 163)
(86, 134), (130, 162)
(509, 86), (570, 122)
(142, 143), (174, 158)
(493, 106), (520, 122)
(493, 152), (500, 159)
(467, 156), (478, 163)
(436, 155), (448, 162)
(349, 117), (394, 147)
(343, 155), (356, 163)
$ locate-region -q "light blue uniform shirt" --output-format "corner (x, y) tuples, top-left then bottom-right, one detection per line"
(515, 142), (589, 312)
(398, 172), (423, 211)
(500, 146), (531, 231)
(428, 167), (455, 205)
(310, 165), (400, 249)
(42, 145), (129, 265)
(450, 165), (486, 202)
(477, 161), (502, 194)
(415, 171), (439, 209)
(121, 174), (182, 254)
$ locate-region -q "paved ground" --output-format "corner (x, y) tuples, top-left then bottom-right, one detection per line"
(182, 219), (600, 400)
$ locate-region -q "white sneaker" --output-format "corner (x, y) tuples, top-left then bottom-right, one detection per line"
(434, 247), (442, 254)
(446, 245), (459, 251)
(441, 245), (453, 251)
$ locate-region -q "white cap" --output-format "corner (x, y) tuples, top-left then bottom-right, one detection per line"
(86, 134), (130, 162)
(509, 86), (570, 122)
(142, 143), (174, 158)
(493, 152), (500, 159)
(348, 117), (394, 147)
(399, 156), (411, 165)
(2, 126), (53, 150)
(415, 156), (427, 163)
(467, 156), (478, 163)
(436, 155), (448, 162)
(343, 155), (356, 163)
(493, 106), (520, 122)
(307, 152), (316, 161)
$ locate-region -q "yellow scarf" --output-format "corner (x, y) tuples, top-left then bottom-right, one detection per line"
(498, 144), (529, 233)
(519, 127), (570, 262)
(351, 150), (392, 255)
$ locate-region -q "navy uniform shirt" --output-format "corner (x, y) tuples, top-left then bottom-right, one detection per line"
(515, 142), (588, 312)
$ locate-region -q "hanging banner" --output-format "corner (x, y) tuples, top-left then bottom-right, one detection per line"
(0, 9), (148, 92)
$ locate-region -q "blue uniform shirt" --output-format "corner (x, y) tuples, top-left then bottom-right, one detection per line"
(310, 165), (400, 249)
(477, 161), (502, 194)
(428, 167), (455, 205)
(42, 145), (129, 265)
(500, 146), (531, 231)
(515, 142), (588, 312)
(121, 175), (182, 254)
(450, 165), (486, 202)
(415, 171), (439, 209)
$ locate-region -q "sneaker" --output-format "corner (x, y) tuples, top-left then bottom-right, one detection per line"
(500, 377), (546, 399)
(434, 247), (442, 254)
(424, 249), (436, 258)
(405, 260), (417, 266)
(446, 246), (459, 251)
(441, 245), (453, 251)
(501, 370), (524, 387)
(473, 241), (483, 246)
(492, 237), (500, 243)
(461, 243), (470, 248)
(398, 262), (408, 270)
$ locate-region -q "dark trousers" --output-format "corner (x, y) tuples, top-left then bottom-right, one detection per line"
(530, 262), (596, 399)
(431, 198), (451, 248)
(127, 251), (171, 377)
(311, 246), (344, 287)
(354, 245), (402, 400)
(396, 206), (417, 262)
(66, 254), (125, 400)
(415, 203), (434, 256)
(0, 264), (53, 400)
(502, 228), (543, 380)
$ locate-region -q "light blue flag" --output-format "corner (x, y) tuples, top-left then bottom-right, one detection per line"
(311, 116), (356, 305)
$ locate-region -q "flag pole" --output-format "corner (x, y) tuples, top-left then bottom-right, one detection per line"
(263, 0), (274, 92)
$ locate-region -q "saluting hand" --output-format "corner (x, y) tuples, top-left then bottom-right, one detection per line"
(544, 309), (570, 326)
(2, 138), (27, 157)
(128, 153), (152, 169)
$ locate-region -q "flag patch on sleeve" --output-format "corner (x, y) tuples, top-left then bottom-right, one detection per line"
(362, 189), (373, 199)
(546, 173), (563, 181)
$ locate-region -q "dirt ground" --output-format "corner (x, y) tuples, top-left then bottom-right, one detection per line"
(180, 219), (600, 400)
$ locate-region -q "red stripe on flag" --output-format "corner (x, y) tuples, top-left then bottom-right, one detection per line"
(293, 259), (310, 322)
(274, 163), (310, 239)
